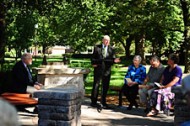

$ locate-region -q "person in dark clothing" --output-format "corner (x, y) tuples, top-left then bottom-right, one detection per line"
(11, 53), (42, 93)
(91, 35), (120, 108)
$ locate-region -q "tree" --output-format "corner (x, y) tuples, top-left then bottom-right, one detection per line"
(1, 0), (187, 66)
(0, 2), (7, 63)
(101, 0), (183, 63)
(180, 0), (190, 73)
(3, 1), (37, 59)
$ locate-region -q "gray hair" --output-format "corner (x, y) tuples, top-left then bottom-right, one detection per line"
(133, 55), (142, 62)
(0, 99), (20, 126)
(21, 53), (32, 60)
(103, 35), (110, 41)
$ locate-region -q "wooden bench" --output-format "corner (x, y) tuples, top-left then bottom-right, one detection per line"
(109, 86), (123, 106)
(0, 93), (38, 107)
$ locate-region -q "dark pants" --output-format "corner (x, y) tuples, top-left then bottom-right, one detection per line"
(122, 84), (138, 106)
(149, 91), (158, 108)
(91, 66), (111, 105)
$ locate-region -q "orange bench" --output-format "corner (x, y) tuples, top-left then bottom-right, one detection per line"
(0, 93), (38, 106)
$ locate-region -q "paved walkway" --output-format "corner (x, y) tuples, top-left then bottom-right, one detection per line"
(18, 97), (174, 126)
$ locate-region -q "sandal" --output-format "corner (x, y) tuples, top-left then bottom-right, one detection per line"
(146, 110), (158, 117)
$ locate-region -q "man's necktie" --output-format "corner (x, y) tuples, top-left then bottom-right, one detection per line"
(102, 47), (107, 58)
(26, 66), (33, 83)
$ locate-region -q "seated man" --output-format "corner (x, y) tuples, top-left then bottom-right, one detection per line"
(122, 55), (146, 110)
(10, 53), (42, 93)
(147, 53), (182, 116)
(138, 55), (165, 112)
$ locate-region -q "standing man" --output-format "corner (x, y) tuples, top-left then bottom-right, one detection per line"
(10, 53), (42, 93)
(91, 35), (120, 108)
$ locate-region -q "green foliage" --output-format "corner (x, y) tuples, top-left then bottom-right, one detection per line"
(1, 0), (189, 71)
(5, 2), (37, 58)
(53, 1), (114, 52)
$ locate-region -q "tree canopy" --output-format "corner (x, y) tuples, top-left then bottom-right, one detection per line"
(0, 0), (190, 72)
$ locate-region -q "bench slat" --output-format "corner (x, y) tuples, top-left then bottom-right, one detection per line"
(0, 93), (38, 106)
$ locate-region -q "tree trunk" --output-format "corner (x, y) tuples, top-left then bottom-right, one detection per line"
(125, 35), (134, 59)
(42, 44), (47, 55)
(180, 0), (190, 73)
(0, 3), (6, 65)
(135, 34), (145, 64)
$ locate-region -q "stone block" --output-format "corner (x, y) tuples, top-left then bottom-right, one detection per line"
(38, 104), (81, 114)
(174, 99), (187, 105)
(56, 110), (81, 126)
(57, 112), (81, 126)
(38, 110), (81, 121)
(38, 98), (81, 106)
(174, 110), (190, 117)
(38, 112), (74, 121)
(37, 71), (85, 90)
(174, 105), (190, 111)
(34, 67), (85, 126)
(33, 88), (83, 100)
(38, 119), (56, 126)
(174, 116), (190, 126)
(56, 120), (72, 126)
(172, 86), (183, 94)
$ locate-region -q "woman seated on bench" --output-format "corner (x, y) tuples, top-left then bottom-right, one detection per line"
(122, 55), (146, 110)
(147, 53), (182, 116)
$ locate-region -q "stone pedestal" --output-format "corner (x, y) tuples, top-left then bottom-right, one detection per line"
(33, 66), (89, 126)
(172, 86), (190, 126)
(34, 88), (82, 126)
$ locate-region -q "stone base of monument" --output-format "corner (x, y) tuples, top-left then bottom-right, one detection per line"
(172, 86), (190, 126)
(34, 88), (83, 126)
(33, 66), (88, 126)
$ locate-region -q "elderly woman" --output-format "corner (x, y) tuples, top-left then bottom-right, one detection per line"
(122, 55), (146, 110)
(147, 53), (183, 116)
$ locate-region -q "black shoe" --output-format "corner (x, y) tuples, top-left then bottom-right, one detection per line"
(127, 104), (133, 110)
(33, 106), (38, 114)
(102, 104), (112, 109)
(90, 103), (98, 107)
(17, 107), (30, 113)
(135, 104), (139, 109)
(144, 108), (149, 113)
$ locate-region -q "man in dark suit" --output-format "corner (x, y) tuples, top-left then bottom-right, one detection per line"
(11, 53), (42, 93)
(91, 35), (120, 108)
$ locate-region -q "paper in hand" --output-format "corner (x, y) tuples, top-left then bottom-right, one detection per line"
(126, 78), (132, 83)
(154, 82), (162, 87)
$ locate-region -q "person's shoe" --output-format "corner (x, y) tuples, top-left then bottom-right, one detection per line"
(90, 103), (98, 107)
(135, 104), (139, 109)
(102, 104), (112, 109)
(144, 108), (149, 113)
(33, 106), (38, 114)
(127, 104), (133, 110)
(146, 109), (158, 117)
